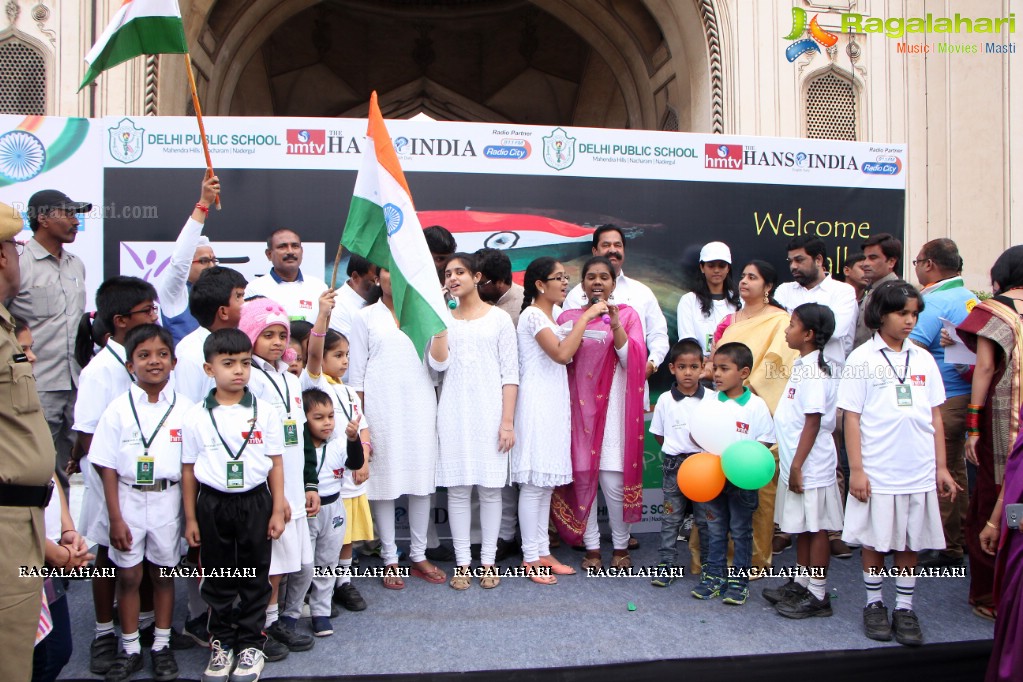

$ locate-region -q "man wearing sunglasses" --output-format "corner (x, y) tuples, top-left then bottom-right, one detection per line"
(156, 173), (221, 345)
(8, 189), (91, 495)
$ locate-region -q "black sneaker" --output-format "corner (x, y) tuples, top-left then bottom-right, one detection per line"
(104, 651), (143, 682)
(333, 583), (367, 612)
(776, 591), (833, 619)
(169, 627), (195, 650)
(150, 646), (179, 682)
(90, 632), (119, 674)
(495, 537), (521, 562)
(650, 562), (675, 588)
(761, 578), (809, 605)
(261, 635), (289, 662)
(425, 543), (456, 562)
(892, 608), (924, 646)
(863, 602), (893, 641)
(267, 618), (314, 652)
(918, 551), (964, 569)
(184, 615), (211, 648)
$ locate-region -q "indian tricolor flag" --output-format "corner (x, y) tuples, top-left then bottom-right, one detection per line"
(79, 0), (188, 90)
(342, 91), (448, 358)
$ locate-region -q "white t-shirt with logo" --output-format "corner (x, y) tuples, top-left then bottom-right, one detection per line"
(691, 388), (776, 452)
(773, 351), (838, 488)
(837, 334), (946, 494)
(249, 357), (307, 516)
(245, 270), (328, 323)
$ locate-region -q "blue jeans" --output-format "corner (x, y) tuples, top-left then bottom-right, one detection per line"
(659, 454), (700, 564)
(699, 482), (758, 580)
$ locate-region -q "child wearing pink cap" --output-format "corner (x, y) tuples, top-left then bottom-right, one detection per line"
(238, 299), (317, 655)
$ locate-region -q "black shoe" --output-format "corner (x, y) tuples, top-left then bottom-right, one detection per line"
(333, 583), (367, 612)
(90, 633), (119, 674)
(892, 608), (924, 646)
(170, 627), (195, 650)
(139, 622), (155, 648)
(776, 592), (833, 619)
(330, 601), (342, 618)
(261, 635), (289, 662)
(267, 618), (314, 652)
(495, 537), (521, 562)
(184, 615), (210, 648)
(761, 579), (808, 605)
(918, 551), (964, 569)
(863, 602), (893, 641)
(425, 543), (456, 562)
(104, 651), (143, 682)
(150, 646), (179, 682)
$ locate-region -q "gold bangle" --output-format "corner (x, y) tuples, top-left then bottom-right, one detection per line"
(985, 520), (999, 530)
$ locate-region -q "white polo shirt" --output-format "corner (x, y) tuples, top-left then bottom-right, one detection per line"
(249, 356), (307, 515)
(300, 370), (370, 498)
(650, 384), (717, 456)
(73, 339), (137, 434)
(245, 269), (328, 323)
(89, 385), (193, 484)
(837, 334), (946, 494)
(173, 326), (213, 404)
(692, 387), (776, 452)
(773, 351), (837, 487)
(311, 434), (349, 498)
(676, 292), (737, 356)
(775, 275), (858, 368)
(182, 390), (284, 493)
(328, 281), (370, 337)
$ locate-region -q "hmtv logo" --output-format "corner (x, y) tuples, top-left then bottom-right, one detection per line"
(704, 144), (742, 170)
(286, 129), (326, 155)
(783, 7), (839, 62)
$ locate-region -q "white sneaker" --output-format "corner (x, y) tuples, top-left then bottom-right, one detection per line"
(201, 640), (234, 682)
(229, 647), (265, 682)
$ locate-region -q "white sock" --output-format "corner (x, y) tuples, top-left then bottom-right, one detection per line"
(895, 575), (916, 610)
(151, 627), (171, 652)
(122, 630), (141, 656)
(138, 610), (155, 630)
(335, 558), (353, 588)
(808, 577), (827, 601)
(95, 621), (115, 639)
(863, 570), (884, 606)
(265, 603), (279, 628)
(795, 564), (811, 588)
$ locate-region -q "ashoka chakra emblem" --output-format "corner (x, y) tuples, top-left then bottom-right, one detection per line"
(384, 203), (403, 236)
(0, 131), (46, 182)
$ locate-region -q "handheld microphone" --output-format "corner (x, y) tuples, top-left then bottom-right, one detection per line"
(444, 289), (457, 310)
(590, 296), (611, 325)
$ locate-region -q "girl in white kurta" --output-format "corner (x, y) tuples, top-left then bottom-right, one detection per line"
(512, 257), (607, 584)
(347, 268), (449, 589)
(431, 253), (519, 589)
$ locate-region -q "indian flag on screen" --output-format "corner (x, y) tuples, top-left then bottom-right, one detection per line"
(79, 0), (188, 90)
(341, 91), (448, 359)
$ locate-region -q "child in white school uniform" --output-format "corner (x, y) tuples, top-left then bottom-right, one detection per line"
(181, 328), (288, 681)
(301, 289), (373, 612)
(298, 389), (365, 636)
(91, 324), (193, 681)
(764, 303), (844, 619)
(838, 281), (959, 647)
(238, 299), (316, 656)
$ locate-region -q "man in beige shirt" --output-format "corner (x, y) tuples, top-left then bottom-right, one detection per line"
(475, 248), (524, 327)
(0, 200), (59, 682)
(8, 190), (90, 494)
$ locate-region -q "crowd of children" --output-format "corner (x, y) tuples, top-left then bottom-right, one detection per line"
(24, 242), (967, 682)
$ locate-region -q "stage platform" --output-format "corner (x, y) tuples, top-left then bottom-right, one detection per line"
(56, 533), (994, 681)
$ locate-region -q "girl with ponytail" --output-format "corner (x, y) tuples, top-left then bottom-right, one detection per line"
(762, 302), (844, 618)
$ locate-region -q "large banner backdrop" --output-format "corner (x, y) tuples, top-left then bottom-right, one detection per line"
(0, 114), (906, 533)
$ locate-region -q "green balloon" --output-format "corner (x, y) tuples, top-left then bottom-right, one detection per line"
(720, 441), (776, 490)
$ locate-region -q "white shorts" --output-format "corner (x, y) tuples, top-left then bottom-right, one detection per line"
(108, 483), (183, 568)
(79, 457), (110, 547)
(842, 490), (945, 553)
(270, 516), (313, 575)
(774, 480), (845, 534)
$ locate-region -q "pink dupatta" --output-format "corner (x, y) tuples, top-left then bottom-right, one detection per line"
(551, 304), (647, 545)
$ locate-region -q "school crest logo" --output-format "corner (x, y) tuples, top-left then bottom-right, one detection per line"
(543, 127), (576, 171)
(108, 118), (144, 164)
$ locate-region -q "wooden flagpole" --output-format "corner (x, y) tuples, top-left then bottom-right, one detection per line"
(183, 53), (220, 210)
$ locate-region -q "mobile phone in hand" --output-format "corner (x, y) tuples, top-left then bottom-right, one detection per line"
(1006, 503), (1023, 530)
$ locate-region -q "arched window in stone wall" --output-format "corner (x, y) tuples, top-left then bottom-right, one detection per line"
(0, 37), (46, 115)
(805, 70), (856, 141)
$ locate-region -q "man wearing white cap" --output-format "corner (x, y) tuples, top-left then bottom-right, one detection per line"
(157, 174), (221, 345)
(676, 241), (740, 358)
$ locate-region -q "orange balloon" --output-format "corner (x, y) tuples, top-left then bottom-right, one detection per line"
(676, 452), (727, 503)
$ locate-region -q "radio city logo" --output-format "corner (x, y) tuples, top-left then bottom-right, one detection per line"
(862, 155), (902, 176)
(704, 144), (742, 170)
(782, 7), (839, 62)
(286, 129), (326, 155)
(484, 138), (531, 160)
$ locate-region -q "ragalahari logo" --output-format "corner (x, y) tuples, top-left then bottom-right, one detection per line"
(783, 7), (839, 62)
(108, 118), (144, 164)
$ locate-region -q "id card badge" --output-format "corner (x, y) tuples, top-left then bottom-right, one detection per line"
(226, 461), (245, 489)
(136, 454), (155, 485)
(895, 384), (913, 407)
(283, 419), (299, 447)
